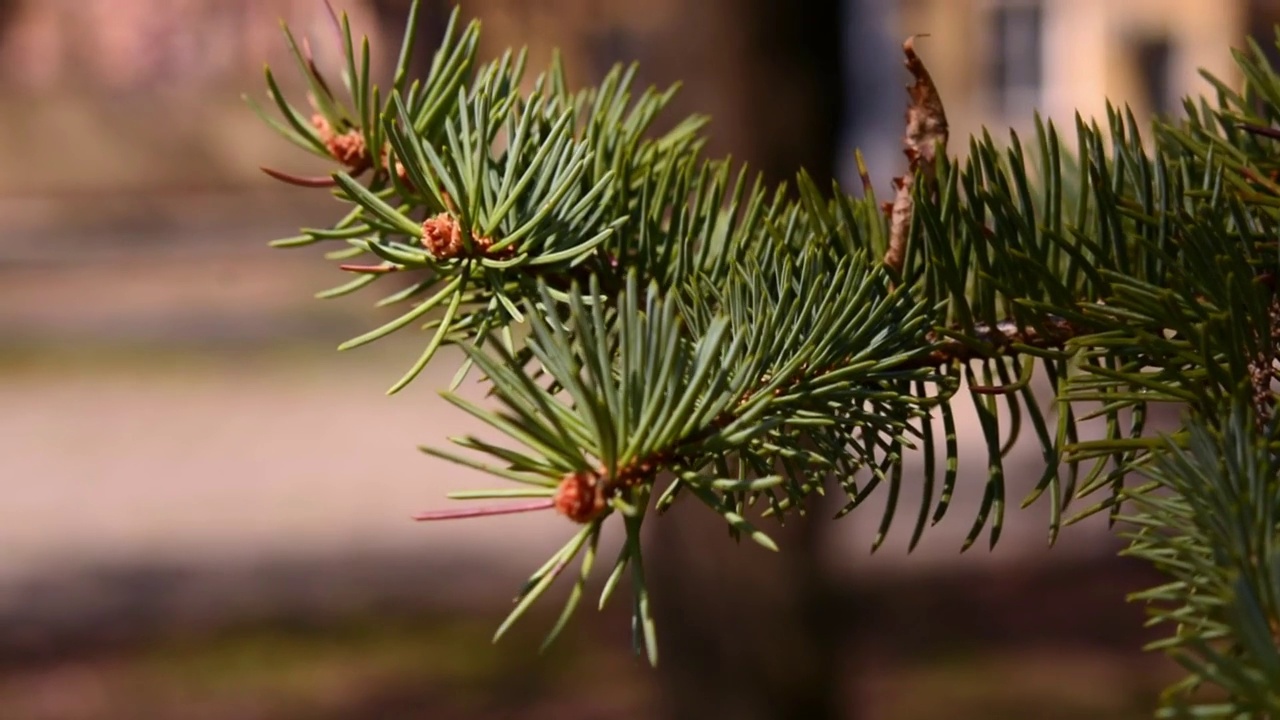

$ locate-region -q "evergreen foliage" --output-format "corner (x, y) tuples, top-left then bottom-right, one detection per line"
(251, 3), (1280, 712)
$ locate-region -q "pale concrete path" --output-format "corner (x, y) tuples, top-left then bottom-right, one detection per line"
(0, 346), (1128, 632)
(0, 350), (571, 582)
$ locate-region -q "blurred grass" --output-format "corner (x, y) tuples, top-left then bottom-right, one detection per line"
(0, 605), (1175, 720)
(870, 650), (1165, 720)
(0, 608), (653, 720)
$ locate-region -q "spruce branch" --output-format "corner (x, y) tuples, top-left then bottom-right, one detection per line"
(252, 4), (1280, 700)
(1121, 404), (1280, 717)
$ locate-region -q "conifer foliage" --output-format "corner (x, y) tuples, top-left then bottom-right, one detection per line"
(251, 2), (1280, 712)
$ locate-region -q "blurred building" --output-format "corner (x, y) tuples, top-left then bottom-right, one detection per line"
(0, 0), (384, 95)
(3, 0), (1278, 120)
(0, 0), (395, 202)
(897, 0), (1258, 144)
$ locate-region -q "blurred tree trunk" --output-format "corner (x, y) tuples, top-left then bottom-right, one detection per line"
(647, 2), (849, 719)
(724, 0), (845, 186)
(368, 0), (449, 79)
(1249, 0), (1280, 68)
(649, 495), (847, 720)
(0, 0), (20, 52)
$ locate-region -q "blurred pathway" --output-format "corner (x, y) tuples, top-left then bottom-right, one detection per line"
(0, 345), (1133, 646)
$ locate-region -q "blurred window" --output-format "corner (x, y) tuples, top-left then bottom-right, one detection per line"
(989, 0), (1043, 116)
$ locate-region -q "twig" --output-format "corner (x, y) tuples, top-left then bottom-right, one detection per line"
(1237, 122), (1280, 141)
(917, 316), (1079, 367)
(260, 166), (339, 187)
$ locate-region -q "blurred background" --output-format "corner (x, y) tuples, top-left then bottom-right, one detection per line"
(3, 0), (1278, 718)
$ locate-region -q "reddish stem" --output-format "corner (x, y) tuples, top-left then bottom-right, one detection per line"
(339, 263), (400, 274)
(261, 166), (338, 187)
(1238, 122), (1280, 141)
(413, 499), (555, 521)
(324, 0), (344, 44)
(301, 37), (334, 100)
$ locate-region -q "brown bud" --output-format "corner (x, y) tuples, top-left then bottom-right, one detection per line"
(554, 470), (606, 523)
(422, 213), (464, 260)
(420, 213), (513, 261)
(325, 129), (368, 169)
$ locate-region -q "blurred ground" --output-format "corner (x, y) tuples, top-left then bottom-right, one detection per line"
(0, 218), (1179, 718)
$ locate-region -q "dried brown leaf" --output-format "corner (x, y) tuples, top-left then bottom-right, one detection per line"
(886, 36), (949, 275)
